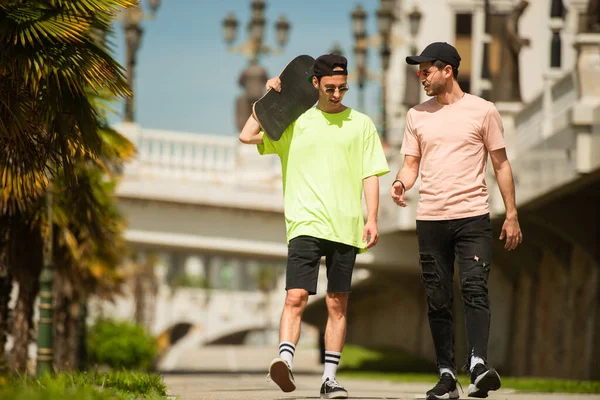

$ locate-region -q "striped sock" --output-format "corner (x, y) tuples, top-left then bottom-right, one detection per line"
(279, 341), (295, 369)
(322, 351), (341, 382)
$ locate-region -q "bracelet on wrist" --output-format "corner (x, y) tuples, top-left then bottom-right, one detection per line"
(392, 179), (406, 192)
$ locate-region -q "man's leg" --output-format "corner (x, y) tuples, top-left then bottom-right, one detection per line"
(269, 236), (321, 393)
(322, 292), (348, 380)
(278, 288), (309, 365)
(319, 241), (356, 399)
(453, 214), (500, 397)
(417, 220), (460, 400)
(417, 220), (457, 373)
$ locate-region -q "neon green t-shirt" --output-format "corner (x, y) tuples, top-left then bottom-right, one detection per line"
(257, 106), (390, 251)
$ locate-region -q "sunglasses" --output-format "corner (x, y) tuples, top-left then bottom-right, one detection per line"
(416, 69), (438, 78)
(324, 86), (349, 95)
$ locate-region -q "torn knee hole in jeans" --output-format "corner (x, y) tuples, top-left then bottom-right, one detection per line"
(420, 254), (440, 286)
(461, 275), (489, 306)
(420, 253), (446, 310)
(472, 255), (491, 272)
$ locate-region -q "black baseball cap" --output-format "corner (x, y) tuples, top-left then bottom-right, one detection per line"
(406, 42), (461, 68)
(311, 54), (348, 78)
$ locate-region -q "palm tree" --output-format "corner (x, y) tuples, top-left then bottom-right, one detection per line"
(0, 253), (10, 375)
(52, 115), (135, 371)
(0, 0), (136, 373)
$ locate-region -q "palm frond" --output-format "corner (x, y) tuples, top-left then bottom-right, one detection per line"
(0, 0), (135, 214)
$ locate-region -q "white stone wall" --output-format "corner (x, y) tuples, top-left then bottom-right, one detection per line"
(388, 0), (583, 125)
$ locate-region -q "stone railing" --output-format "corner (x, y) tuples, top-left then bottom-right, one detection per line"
(514, 72), (577, 157)
(114, 123), (281, 187)
(135, 129), (238, 181)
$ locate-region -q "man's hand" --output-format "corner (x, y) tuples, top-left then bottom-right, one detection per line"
(390, 181), (407, 207)
(499, 215), (522, 251)
(363, 220), (379, 249)
(265, 77), (281, 92)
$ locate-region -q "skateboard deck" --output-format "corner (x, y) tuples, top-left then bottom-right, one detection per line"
(253, 55), (318, 141)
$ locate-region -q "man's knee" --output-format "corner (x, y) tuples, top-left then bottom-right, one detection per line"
(420, 252), (451, 311)
(461, 271), (489, 307)
(325, 292), (348, 318)
(285, 289), (309, 310)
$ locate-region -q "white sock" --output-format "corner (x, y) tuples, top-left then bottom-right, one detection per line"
(470, 356), (485, 371)
(322, 351), (341, 382)
(439, 368), (456, 379)
(279, 341), (295, 369)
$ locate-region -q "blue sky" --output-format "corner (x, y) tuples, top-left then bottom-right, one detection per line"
(108, 0), (383, 136)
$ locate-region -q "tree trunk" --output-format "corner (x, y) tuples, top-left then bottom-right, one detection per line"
(0, 255), (12, 376)
(133, 269), (146, 327)
(77, 299), (88, 370)
(53, 272), (82, 372)
(8, 221), (43, 374)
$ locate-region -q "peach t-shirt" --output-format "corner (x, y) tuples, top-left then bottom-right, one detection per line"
(401, 93), (505, 220)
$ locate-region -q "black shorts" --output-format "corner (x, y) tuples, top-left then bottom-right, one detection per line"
(286, 235), (358, 295)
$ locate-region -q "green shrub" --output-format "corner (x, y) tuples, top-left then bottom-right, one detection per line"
(87, 319), (158, 371)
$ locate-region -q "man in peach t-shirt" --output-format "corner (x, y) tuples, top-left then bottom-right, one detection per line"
(390, 42), (523, 400)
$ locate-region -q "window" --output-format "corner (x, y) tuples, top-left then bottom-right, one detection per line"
(454, 13), (472, 92)
(456, 13), (473, 35)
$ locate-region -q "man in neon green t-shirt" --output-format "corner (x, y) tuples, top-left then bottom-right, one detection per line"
(239, 54), (389, 399)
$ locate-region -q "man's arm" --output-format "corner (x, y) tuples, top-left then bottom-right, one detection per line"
(238, 115), (263, 144)
(238, 77), (282, 145)
(390, 155), (421, 207)
(363, 175), (379, 248)
(490, 148), (523, 250)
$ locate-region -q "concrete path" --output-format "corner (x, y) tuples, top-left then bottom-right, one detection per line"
(160, 345), (599, 400)
(163, 373), (600, 400)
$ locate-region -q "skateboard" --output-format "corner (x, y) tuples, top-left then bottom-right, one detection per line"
(252, 55), (318, 141)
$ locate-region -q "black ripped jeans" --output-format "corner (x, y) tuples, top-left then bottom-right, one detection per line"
(416, 213), (492, 373)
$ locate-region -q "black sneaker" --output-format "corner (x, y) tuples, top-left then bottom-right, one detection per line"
(267, 358), (295, 392)
(320, 378), (348, 399)
(468, 363), (501, 398)
(426, 372), (459, 400)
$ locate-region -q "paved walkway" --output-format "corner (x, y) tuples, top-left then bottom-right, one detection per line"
(160, 345), (599, 400)
(163, 373), (599, 400)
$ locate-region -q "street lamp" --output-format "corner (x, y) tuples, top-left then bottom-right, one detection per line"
(222, 0), (290, 63)
(275, 15), (291, 47)
(329, 42), (344, 56)
(123, 1), (161, 123)
(36, 185), (53, 377)
(223, 12), (238, 45)
(403, 5), (422, 109)
(408, 6), (423, 50)
(377, 1), (394, 141)
(351, 1), (396, 142)
(222, 1), (291, 132)
(351, 5), (368, 111)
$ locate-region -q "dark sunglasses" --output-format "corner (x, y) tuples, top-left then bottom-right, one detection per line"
(324, 86), (349, 95)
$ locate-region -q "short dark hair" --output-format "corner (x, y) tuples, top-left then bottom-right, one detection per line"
(433, 60), (459, 79)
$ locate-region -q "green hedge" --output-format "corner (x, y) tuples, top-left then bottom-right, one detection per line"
(87, 319), (158, 371)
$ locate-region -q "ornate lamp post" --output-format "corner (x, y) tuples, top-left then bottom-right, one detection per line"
(329, 42), (344, 56)
(36, 186), (53, 377)
(222, 0), (291, 132)
(408, 6), (422, 52)
(403, 5), (422, 109)
(377, 0), (394, 141)
(351, 1), (396, 141)
(123, 0), (161, 123)
(351, 5), (368, 112)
